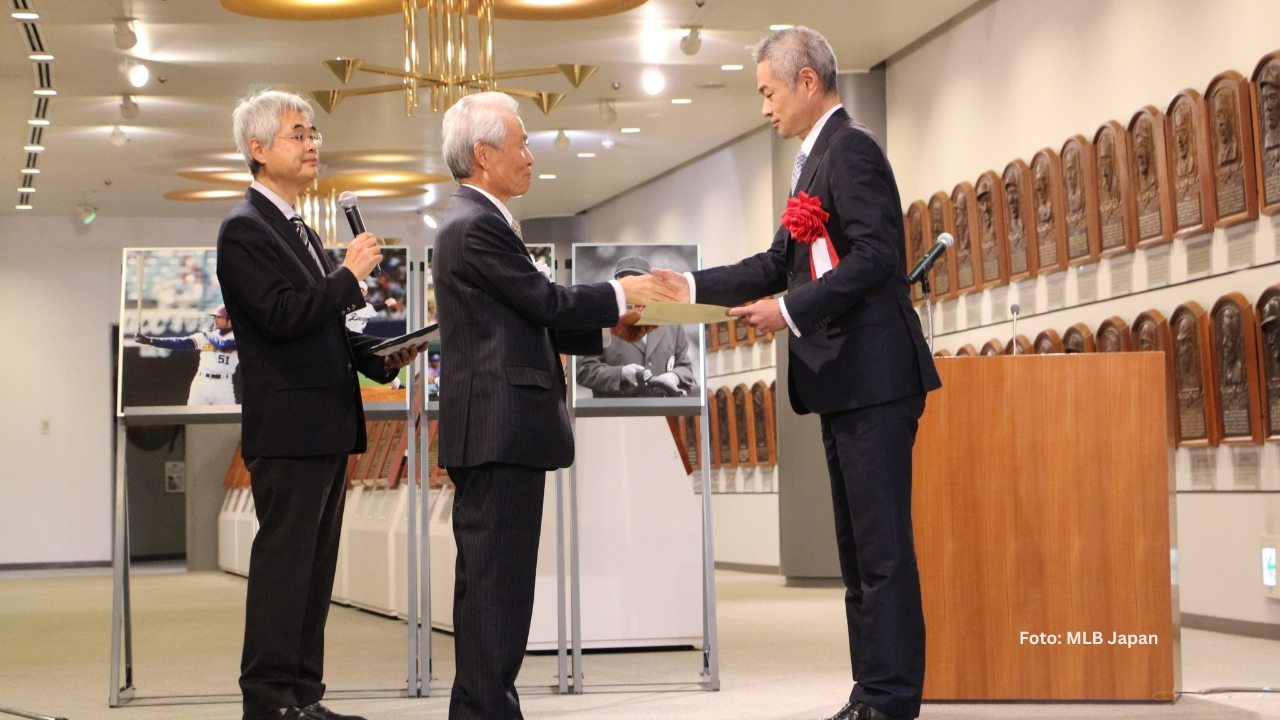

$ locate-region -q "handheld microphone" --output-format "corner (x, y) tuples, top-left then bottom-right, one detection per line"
(337, 191), (379, 276)
(1010, 303), (1021, 355)
(907, 232), (954, 285)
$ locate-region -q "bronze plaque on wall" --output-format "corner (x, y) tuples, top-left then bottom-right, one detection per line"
(715, 387), (735, 467)
(1134, 309), (1177, 436)
(1094, 120), (1138, 256)
(906, 200), (929, 304)
(951, 181), (983, 294)
(1207, 71), (1260, 227)
(1172, 302), (1220, 446)
(975, 170), (1010, 286)
(1031, 148), (1068, 273)
(1256, 285), (1280, 439)
(980, 339), (1004, 356)
(955, 343), (977, 357)
(928, 191), (957, 299)
(704, 324), (718, 354)
(1165, 89), (1217, 237)
(733, 314), (753, 345)
(707, 390), (722, 469)
(715, 320), (731, 350)
(1061, 135), (1102, 264)
(681, 415), (701, 470)
(1004, 335), (1033, 355)
(1251, 51), (1280, 214)
(1034, 329), (1063, 354)
(1063, 323), (1096, 354)
(733, 384), (755, 465)
(1096, 316), (1134, 352)
(1211, 293), (1265, 443)
(1129, 106), (1174, 246)
(1002, 159), (1039, 280)
(751, 381), (776, 466)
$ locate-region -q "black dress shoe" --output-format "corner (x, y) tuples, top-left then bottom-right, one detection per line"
(821, 702), (856, 720)
(848, 700), (909, 720)
(298, 701), (367, 720)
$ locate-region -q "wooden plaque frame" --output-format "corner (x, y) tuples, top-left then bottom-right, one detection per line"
(1096, 316), (1134, 353)
(1030, 148), (1069, 273)
(933, 349), (952, 358)
(1206, 70), (1260, 228)
(906, 200), (930, 305)
(751, 380), (776, 466)
(707, 390), (721, 469)
(704, 324), (718, 354)
(1134, 309), (1177, 439)
(955, 343), (977, 357)
(715, 387), (736, 468)
(1165, 89), (1218, 237)
(928, 191), (959, 300)
(1171, 301), (1221, 447)
(715, 320), (731, 351)
(1060, 134), (1102, 265)
(1256, 285), (1280, 440)
(733, 384), (756, 466)
(1004, 335), (1033, 355)
(1251, 51), (1280, 215)
(1002, 159), (1040, 281)
(951, 181), (983, 294)
(1034, 329), (1063, 354)
(975, 171), (1010, 287)
(1063, 322), (1096, 354)
(1210, 293), (1265, 444)
(980, 338), (1004, 356)
(1093, 120), (1138, 257)
(1129, 106), (1175, 247)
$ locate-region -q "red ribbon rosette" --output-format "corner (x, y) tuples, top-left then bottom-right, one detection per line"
(780, 191), (839, 279)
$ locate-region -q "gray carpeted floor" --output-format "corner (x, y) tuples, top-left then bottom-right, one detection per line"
(0, 567), (1277, 719)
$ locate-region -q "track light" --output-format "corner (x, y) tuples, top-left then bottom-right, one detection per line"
(598, 99), (617, 124)
(113, 17), (138, 50)
(554, 129), (570, 152)
(120, 94), (140, 120)
(120, 60), (149, 88)
(79, 204), (98, 225)
(679, 25), (702, 56)
(109, 126), (129, 146)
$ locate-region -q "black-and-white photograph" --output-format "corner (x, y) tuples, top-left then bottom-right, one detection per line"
(571, 243), (704, 415)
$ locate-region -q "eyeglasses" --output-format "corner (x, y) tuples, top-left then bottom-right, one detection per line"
(275, 129), (323, 148)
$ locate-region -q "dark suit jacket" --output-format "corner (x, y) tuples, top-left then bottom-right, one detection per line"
(434, 186), (619, 470)
(216, 188), (396, 459)
(693, 108), (941, 415)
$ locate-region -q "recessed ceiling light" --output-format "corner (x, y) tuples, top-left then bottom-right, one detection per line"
(539, 174), (557, 180)
(15, 204), (33, 210)
(11, 11), (39, 20)
(18, 186), (36, 193)
(20, 168), (39, 175)
(769, 24), (793, 31)
(721, 64), (744, 72)
(620, 127), (640, 134)
(641, 68), (665, 96)
(24, 144), (44, 152)
(577, 152), (596, 158)
(27, 118), (50, 126)
(601, 139), (615, 150)
(29, 53), (53, 61)
(33, 88), (57, 97)
(671, 98), (692, 105)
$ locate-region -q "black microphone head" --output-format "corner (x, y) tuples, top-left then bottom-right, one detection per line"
(1010, 303), (1021, 315)
(338, 191), (359, 210)
(937, 232), (954, 248)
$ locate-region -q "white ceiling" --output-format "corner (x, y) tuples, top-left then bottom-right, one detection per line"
(0, 0), (978, 223)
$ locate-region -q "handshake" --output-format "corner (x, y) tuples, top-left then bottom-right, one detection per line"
(610, 267), (690, 342)
(620, 364), (686, 397)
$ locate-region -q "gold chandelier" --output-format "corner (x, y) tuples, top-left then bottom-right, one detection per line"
(310, 0), (597, 116)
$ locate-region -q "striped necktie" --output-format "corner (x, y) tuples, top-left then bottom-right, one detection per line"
(791, 150), (808, 194)
(291, 215), (325, 276)
(510, 217), (523, 240)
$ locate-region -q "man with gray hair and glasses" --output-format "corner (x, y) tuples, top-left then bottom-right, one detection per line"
(217, 88), (418, 720)
(433, 91), (674, 720)
(652, 26), (939, 720)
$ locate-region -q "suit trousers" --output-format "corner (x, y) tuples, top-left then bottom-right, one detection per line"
(448, 463), (546, 720)
(240, 454), (349, 719)
(821, 393), (927, 720)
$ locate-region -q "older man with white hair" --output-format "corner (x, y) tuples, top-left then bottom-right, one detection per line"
(432, 91), (673, 720)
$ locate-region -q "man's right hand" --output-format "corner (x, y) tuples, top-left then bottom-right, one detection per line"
(342, 232), (383, 279)
(617, 274), (679, 305)
(649, 268), (691, 303)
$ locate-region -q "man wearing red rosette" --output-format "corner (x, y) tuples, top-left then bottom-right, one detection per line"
(654, 26), (941, 720)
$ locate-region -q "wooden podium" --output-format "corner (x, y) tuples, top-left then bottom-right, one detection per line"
(913, 353), (1177, 701)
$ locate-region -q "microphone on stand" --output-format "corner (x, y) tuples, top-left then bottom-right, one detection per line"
(907, 232), (954, 285)
(338, 191), (381, 276)
(1010, 303), (1021, 355)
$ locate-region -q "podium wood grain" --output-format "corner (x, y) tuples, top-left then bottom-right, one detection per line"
(914, 354), (1176, 701)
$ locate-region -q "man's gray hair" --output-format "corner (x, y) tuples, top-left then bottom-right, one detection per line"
(232, 89), (315, 177)
(752, 26), (838, 94)
(442, 92), (522, 180)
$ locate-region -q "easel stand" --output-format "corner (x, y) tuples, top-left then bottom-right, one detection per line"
(0, 706), (66, 720)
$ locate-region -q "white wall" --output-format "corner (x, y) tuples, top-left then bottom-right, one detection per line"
(884, 0), (1280, 626)
(0, 213), (433, 565)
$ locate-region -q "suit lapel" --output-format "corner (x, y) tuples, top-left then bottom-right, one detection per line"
(246, 188), (320, 284)
(793, 107), (849, 197)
